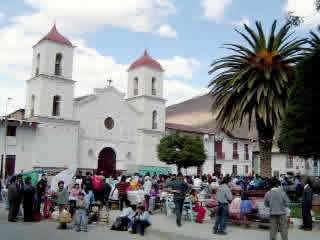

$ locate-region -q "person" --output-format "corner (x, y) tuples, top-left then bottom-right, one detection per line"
(22, 177), (36, 222)
(75, 192), (89, 232)
(114, 176), (129, 211)
(111, 199), (135, 231)
(16, 174), (24, 217)
(131, 205), (151, 236)
(295, 175), (303, 200)
(167, 172), (190, 227)
(82, 184), (95, 211)
(300, 178), (313, 231)
(193, 175), (202, 188)
(7, 176), (19, 222)
(82, 172), (93, 190)
(69, 183), (81, 216)
(54, 181), (69, 213)
(264, 180), (290, 240)
(36, 174), (47, 212)
(190, 189), (199, 204)
(213, 176), (232, 235)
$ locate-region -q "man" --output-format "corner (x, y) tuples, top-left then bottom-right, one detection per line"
(7, 176), (19, 222)
(167, 172), (189, 227)
(264, 180), (290, 240)
(114, 176), (129, 211)
(300, 178), (313, 231)
(214, 176), (232, 235)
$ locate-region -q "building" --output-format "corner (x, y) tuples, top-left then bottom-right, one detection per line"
(0, 25), (170, 177)
(165, 123), (253, 176)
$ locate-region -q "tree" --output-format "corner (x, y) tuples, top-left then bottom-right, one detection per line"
(279, 30), (320, 159)
(286, 0), (320, 27)
(157, 134), (206, 172)
(208, 21), (305, 177)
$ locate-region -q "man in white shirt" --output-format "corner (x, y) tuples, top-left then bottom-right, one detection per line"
(193, 176), (202, 187)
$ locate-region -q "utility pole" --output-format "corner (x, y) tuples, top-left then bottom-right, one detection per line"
(2, 97), (12, 181)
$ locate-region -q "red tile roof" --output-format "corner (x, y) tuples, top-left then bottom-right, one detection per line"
(128, 50), (164, 72)
(165, 122), (215, 135)
(36, 24), (73, 47)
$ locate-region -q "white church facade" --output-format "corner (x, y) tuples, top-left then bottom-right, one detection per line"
(0, 25), (170, 177)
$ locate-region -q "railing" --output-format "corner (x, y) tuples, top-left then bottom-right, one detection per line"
(152, 89), (156, 95)
(233, 152), (239, 160)
(55, 67), (61, 76)
(215, 152), (225, 160)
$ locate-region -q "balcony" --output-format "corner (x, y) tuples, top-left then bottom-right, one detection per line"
(215, 152), (225, 160)
(233, 152), (239, 160)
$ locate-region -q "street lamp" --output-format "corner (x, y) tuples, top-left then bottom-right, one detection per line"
(2, 97), (12, 181)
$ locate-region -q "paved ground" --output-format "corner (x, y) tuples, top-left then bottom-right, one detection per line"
(0, 202), (319, 240)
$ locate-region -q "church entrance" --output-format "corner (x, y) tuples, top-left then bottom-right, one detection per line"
(97, 147), (116, 177)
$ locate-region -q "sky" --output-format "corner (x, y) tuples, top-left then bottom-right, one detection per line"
(0, 0), (319, 115)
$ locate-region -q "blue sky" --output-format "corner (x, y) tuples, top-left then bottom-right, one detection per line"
(0, 0), (319, 115)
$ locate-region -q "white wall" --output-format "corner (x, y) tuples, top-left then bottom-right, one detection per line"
(127, 66), (164, 99)
(25, 76), (75, 119)
(32, 40), (74, 79)
(74, 87), (140, 170)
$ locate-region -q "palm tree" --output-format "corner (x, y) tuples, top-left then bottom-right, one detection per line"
(209, 21), (306, 177)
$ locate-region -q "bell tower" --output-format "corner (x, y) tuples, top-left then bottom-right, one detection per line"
(25, 24), (75, 120)
(126, 50), (166, 131)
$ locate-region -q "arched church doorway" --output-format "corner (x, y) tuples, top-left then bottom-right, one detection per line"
(97, 147), (116, 176)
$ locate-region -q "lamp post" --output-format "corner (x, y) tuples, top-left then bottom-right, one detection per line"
(2, 97), (12, 181)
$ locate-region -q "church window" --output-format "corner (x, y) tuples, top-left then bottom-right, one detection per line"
(134, 77), (139, 96)
(36, 53), (40, 76)
(55, 53), (63, 76)
(152, 77), (156, 95)
(7, 126), (17, 137)
(104, 117), (114, 130)
(152, 110), (158, 129)
(31, 94), (35, 116)
(52, 95), (61, 116)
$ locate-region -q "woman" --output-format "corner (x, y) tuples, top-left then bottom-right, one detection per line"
(23, 177), (36, 222)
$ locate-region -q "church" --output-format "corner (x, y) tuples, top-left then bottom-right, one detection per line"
(0, 25), (171, 177)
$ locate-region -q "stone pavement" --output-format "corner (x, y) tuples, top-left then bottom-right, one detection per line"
(1, 202), (319, 240)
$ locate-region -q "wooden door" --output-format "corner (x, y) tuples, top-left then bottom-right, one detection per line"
(98, 148), (116, 177)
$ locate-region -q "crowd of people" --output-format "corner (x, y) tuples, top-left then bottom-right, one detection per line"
(0, 170), (318, 239)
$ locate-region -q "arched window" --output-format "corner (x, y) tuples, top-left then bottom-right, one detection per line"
(36, 53), (40, 76)
(152, 110), (157, 129)
(55, 53), (63, 76)
(30, 95), (35, 116)
(134, 77), (139, 96)
(152, 77), (156, 95)
(52, 95), (61, 116)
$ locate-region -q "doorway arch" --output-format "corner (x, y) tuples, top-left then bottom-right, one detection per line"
(97, 147), (116, 176)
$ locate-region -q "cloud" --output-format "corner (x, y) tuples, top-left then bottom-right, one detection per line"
(201, 0), (232, 20)
(20, 0), (176, 35)
(164, 80), (208, 106)
(285, 0), (320, 26)
(156, 24), (178, 38)
(159, 56), (201, 79)
(232, 16), (250, 27)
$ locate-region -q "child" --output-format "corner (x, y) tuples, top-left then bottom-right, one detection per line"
(75, 192), (89, 232)
(69, 184), (80, 217)
(131, 206), (151, 236)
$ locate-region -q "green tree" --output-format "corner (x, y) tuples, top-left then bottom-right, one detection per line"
(279, 30), (320, 159)
(286, 0), (320, 27)
(208, 21), (305, 177)
(157, 134), (206, 172)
